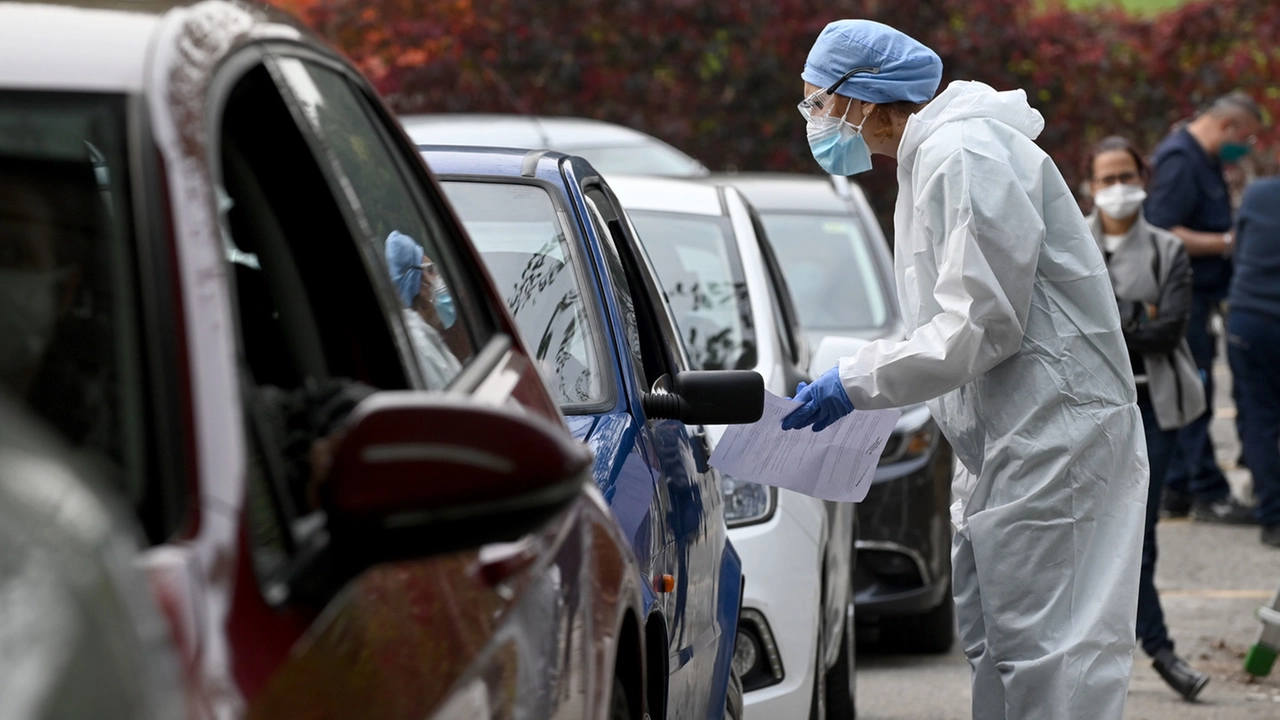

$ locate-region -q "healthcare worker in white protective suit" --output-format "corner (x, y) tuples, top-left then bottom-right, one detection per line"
(781, 19), (1149, 720)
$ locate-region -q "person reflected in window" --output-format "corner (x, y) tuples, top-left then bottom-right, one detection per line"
(0, 160), (106, 453)
(385, 230), (462, 388)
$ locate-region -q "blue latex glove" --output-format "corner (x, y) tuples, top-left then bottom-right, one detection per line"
(781, 366), (855, 432)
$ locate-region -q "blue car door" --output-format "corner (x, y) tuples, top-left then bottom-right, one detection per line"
(573, 173), (741, 720)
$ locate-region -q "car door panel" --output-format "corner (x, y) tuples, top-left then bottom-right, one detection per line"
(210, 49), (585, 718)
(578, 177), (734, 720)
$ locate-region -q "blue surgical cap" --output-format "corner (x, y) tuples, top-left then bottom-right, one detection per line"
(802, 20), (942, 105)
(386, 230), (424, 308)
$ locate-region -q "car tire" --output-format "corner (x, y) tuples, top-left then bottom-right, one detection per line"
(725, 661), (744, 720)
(888, 588), (955, 655)
(609, 674), (633, 720)
(825, 601), (857, 720)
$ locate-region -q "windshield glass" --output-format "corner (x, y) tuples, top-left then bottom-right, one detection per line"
(760, 212), (891, 331)
(570, 144), (706, 177)
(0, 92), (148, 505)
(440, 181), (608, 407)
(628, 210), (756, 371)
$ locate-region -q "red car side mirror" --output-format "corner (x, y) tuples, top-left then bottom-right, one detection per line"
(324, 392), (591, 530)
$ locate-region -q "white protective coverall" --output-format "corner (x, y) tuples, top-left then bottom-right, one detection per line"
(838, 81), (1148, 719)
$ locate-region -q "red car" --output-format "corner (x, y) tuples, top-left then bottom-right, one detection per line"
(0, 1), (647, 717)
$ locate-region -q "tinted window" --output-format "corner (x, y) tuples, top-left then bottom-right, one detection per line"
(760, 213), (890, 331)
(0, 93), (161, 531)
(440, 181), (608, 407)
(628, 211), (757, 371)
(271, 58), (473, 386)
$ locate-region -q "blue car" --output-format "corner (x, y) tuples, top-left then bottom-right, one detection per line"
(423, 146), (764, 720)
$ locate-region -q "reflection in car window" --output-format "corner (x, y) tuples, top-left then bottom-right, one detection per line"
(583, 193), (643, 370)
(270, 57), (473, 385)
(0, 92), (151, 522)
(628, 211), (757, 371)
(759, 213), (889, 331)
(440, 181), (607, 407)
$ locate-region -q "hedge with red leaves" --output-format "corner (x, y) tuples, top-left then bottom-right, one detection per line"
(281, 0), (1280, 229)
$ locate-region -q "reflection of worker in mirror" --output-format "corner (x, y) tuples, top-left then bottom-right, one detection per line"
(386, 230), (462, 389)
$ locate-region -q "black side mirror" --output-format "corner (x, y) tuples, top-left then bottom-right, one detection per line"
(642, 371), (764, 425)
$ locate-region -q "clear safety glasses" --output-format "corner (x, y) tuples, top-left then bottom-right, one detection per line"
(797, 66), (880, 127)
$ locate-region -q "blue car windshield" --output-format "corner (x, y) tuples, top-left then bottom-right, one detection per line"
(628, 211), (757, 372)
(759, 212), (891, 331)
(440, 180), (608, 407)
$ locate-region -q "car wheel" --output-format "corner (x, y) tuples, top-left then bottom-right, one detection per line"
(609, 674), (633, 720)
(724, 660), (744, 720)
(825, 601), (856, 719)
(887, 588), (955, 655)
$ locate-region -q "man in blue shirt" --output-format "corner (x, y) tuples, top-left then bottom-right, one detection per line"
(1145, 92), (1262, 524)
(1227, 171), (1280, 547)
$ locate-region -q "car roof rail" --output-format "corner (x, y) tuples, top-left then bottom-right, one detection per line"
(828, 173), (852, 198)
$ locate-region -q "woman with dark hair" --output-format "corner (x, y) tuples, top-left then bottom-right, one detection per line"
(1085, 135), (1210, 701)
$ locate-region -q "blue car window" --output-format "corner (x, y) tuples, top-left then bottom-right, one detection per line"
(759, 213), (890, 332)
(440, 181), (608, 407)
(627, 211), (757, 371)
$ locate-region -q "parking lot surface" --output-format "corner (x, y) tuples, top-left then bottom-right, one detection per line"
(855, 360), (1280, 719)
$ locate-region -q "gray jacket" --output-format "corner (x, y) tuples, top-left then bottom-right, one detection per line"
(1088, 212), (1206, 430)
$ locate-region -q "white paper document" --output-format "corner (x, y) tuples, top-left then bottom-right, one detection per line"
(708, 392), (901, 503)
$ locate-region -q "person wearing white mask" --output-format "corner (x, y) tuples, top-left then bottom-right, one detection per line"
(781, 19), (1148, 720)
(1085, 135), (1210, 701)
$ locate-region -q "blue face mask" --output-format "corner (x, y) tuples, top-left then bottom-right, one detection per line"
(432, 280), (457, 329)
(807, 110), (872, 176)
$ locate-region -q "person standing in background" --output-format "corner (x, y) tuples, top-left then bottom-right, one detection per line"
(1226, 167), (1280, 547)
(1144, 92), (1262, 523)
(1085, 136), (1211, 699)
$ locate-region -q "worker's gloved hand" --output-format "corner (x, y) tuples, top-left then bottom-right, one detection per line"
(781, 366), (855, 432)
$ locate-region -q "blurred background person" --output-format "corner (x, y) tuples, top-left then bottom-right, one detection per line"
(1226, 159), (1280, 548)
(1085, 136), (1210, 700)
(1144, 91), (1263, 524)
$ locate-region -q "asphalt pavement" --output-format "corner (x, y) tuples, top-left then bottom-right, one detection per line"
(852, 358), (1280, 719)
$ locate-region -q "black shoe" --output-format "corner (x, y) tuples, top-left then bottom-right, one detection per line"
(1191, 496), (1258, 525)
(1152, 648), (1210, 701)
(1161, 489), (1192, 519)
(1263, 525), (1280, 548)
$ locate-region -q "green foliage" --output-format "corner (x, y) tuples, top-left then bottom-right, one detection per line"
(284, 0), (1280, 231)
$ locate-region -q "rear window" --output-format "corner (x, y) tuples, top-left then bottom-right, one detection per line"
(440, 180), (609, 408)
(570, 144), (706, 177)
(760, 213), (891, 331)
(628, 210), (757, 371)
(0, 92), (152, 516)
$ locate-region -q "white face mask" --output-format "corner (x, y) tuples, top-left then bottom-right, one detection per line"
(1093, 183), (1147, 220)
(0, 268), (61, 384)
